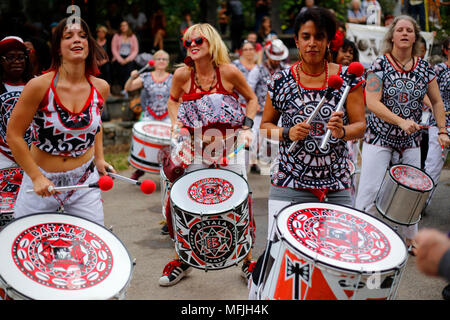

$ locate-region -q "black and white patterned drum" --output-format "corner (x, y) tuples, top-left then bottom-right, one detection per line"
(258, 203), (407, 300)
(0, 213), (134, 300)
(0, 167), (23, 230)
(170, 168), (252, 270)
(129, 121), (171, 173)
(376, 164), (434, 225)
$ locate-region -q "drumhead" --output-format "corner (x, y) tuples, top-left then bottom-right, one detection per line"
(170, 168), (249, 215)
(0, 167), (23, 214)
(276, 202), (407, 273)
(0, 213), (133, 300)
(389, 164), (434, 192)
(133, 121), (171, 143)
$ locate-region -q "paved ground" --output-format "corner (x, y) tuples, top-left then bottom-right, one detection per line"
(103, 166), (450, 300)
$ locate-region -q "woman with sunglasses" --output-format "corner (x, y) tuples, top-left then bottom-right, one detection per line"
(160, 23), (258, 287)
(424, 37), (450, 209)
(355, 16), (449, 249)
(6, 18), (114, 226)
(124, 50), (173, 181)
(0, 36), (33, 169)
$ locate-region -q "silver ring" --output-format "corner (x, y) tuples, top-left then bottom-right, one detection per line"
(48, 185), (54, 193)
(108, 165), (113, 171)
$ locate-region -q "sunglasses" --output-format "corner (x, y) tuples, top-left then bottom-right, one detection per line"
(1, 55), (27, 63)
(183, 36), (206, 48)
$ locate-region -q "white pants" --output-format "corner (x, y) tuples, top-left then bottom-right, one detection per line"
(14, 160), (105, 226)
(355, 142), (420, 240)
(424, 126), (449, 204)
(0, 153), (16, 169)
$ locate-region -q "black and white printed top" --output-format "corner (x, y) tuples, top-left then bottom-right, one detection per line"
(429, 62), (449, 127)
(140, 72), (172, 120)
(364, 55), (436, 149)
(269, 62), (364, 191)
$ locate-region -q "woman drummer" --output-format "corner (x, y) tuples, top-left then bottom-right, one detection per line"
(124, 49), (173, 181)
(6, 17), (115, 226)
(354, 16), (449, 248)
(160, 23), (258, 286)
(260, 7), (366, 239)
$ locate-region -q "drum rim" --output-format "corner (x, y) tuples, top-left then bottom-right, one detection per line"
(0, 212), (134, 300)
(275, 202), (408, 274)
(170, 168), (251, 215)
(133, 120), (171, 141)
(388, 163), (434, 192)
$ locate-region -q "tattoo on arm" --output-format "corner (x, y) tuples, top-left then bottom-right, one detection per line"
(366, 73), (382, 93)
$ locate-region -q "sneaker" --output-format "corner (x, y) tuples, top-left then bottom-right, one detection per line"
(161, 223), (169, 235)
(159, 259), (191, 287)
(241, 260), (256, 280)
(130, 169), (145, 181)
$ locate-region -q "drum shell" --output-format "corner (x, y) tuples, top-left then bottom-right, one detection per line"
(128, 121), (171, 173)
(376, 169), (431, 226)
(259, 234), (406, 300)
(0, 167), (23, 230)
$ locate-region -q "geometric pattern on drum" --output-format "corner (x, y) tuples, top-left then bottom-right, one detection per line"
(286, 207), (391, 264)
(12, 222), (113, 290)
(268, 64), (356, 191)
(188, 177), (234, 205)
(365, 55), (436, 149)
(174, 200), (251, 270)
(0, 168), (23, 225)
(285, 255), (311, 300)
(429, 62), (450, 127)
(391, 165), (433, 191)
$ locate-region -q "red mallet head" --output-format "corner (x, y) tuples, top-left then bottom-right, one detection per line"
(98, 175), (114, 191)
(140, 179), (156, 194)
(328, 74), (344, 90)
(148, 59), (155, 67)
(348, 62), (365, 78)
(12, 171), (23, 183)
(221, 156), (229, 166)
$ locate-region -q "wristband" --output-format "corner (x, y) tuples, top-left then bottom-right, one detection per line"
(243, 116), (254, 128)
(170, 95), (179, 103)
(282, 127), (291, 142)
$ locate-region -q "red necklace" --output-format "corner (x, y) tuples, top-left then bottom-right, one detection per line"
(296, 61), (329, 88)
(299, 60), (327, 77)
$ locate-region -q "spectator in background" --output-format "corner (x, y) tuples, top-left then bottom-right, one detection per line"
(254, 0), (271, 32)
(407, 0), (426, 31)
(347, 0), (367, 24)
(362, 0), (382, 25)
(246, 32), (263, 64)
(111, 20), (139, 92)
(228, 0), (245, 53)
(179, 10), (195, 61)
(217, 1), (229, 36)
(300, 0), (317, 14)
(105, 2), (124, 36)
(151, 4), (167, 52)
(125, 3), (148, 41)
(96, 25), (112, 85)
(257, 16), (277, 46)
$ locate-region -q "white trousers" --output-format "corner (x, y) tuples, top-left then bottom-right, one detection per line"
(14, 160), (105, 226)
(355, 142), (420, 240)
(0, 153), (16, 169)
(424, 126), (449, 204)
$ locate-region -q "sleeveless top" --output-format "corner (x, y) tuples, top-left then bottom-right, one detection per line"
(269, 63), (364, 191)
(32, 72), (104, 157)
(177, 67), (245, 134)
(429, 62), (450, 127)
(0, 83), (33, 161)
(364, 55), (435, 149)
(140, 72), (172, 120)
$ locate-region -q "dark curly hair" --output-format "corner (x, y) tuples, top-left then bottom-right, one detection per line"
(293, 7), (337, 43)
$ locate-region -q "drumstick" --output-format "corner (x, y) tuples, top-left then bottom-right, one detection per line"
(287, 75), (344, 154)
(319, 62), (365, 151)
(137, 59), (155, 74)
(108, 172), (156, 194)
(26, 175), (114, 193)
(221, 143), (246, 166)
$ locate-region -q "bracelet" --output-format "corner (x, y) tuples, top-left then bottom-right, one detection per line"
(438, 132), (448, 136)
(243, 116), (254, 128)
(169, 95), (179, 103)
(282, 127), (291, 142)
(340, 126), (346, 139)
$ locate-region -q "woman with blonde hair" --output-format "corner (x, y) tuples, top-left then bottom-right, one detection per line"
(355, 15), (449, 249)
(160, 23), (258, 287)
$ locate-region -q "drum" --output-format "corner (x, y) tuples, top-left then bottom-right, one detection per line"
(258, 202), (407, 300)
(0, 213), (134, 300)
(170, 168), (252, 270)
(129, 121), (171, 173)
(0, 167), (23, 229)
(375, 164), (434, 226)
(160, 166), (171, 220)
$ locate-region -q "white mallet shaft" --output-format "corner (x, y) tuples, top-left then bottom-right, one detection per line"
(108, 172), (141, 185)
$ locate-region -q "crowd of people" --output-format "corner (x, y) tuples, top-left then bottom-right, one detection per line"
(0, 1), (449, 300)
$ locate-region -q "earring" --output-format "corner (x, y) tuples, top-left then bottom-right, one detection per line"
(297, 49), (302, 61)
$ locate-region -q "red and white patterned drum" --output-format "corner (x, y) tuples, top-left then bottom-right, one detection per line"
(0, 167), (23, 229)
(0, 213), (134, 300)
(129, 121), (171, 173)
(376, 164), (434, 225)
(259, 203), (407, 300)
(170, 168), (252, 270)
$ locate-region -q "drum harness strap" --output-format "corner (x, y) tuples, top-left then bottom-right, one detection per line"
(52, 161), (95, 213)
